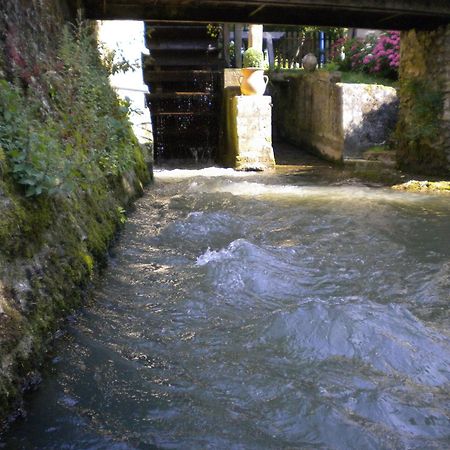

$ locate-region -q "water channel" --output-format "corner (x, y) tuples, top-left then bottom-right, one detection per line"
(3, 166), (450, 449)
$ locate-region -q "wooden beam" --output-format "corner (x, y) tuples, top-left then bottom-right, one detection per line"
(235, 24), (243, 68)
(223, 23), (231, 67)
(83, 1), (450, 31)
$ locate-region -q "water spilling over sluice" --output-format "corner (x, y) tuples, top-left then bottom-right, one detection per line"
(143, 24), (223, 162)
(4, 168), (450, 449)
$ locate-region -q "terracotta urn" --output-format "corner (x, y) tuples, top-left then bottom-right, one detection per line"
(240, 68), (269, 96)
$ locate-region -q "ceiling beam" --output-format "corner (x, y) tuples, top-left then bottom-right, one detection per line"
(83, 1), (450, 30)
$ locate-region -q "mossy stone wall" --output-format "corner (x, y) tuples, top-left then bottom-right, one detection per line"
(395, 25), (450, 174)
(0, 0), (151, 426)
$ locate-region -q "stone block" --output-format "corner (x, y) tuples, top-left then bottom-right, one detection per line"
(226, 95), (275, 171)
(223, 68), (241, 89)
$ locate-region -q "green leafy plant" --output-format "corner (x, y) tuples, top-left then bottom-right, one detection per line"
(0, 80), (70, 196)
(0, 19), (142, 197)
(243, 47), (264, 68)
(206, 24), (222, 38)
(99, 44), (139, 76)
(322, 61), (340, 72)
(116, 206), (127, 224)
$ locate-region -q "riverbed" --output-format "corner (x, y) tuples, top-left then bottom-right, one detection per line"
(3, 167), (450, 449)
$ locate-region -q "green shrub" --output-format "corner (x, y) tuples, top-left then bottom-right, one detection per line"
(243, 47), (264, 68)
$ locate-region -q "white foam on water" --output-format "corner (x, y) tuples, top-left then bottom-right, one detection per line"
(195, 240), (243, 266)
(196, 248), (225, 266)
(155, 167), (260, 180)
(207, 180), (434, 204)
(154, 168), (450, 214)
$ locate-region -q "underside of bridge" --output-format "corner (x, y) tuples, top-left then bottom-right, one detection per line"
(81, 0), (450, 30)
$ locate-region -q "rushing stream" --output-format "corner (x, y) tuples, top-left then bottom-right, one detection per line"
(3, 167), (450, 449)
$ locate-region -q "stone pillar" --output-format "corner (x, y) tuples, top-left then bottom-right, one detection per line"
(395, 24), (450, 174)
(227, 95), (275, 171)
(223, 23), (231, 67)
(220, 68), (275, 170)
(248, 24), (263, 51)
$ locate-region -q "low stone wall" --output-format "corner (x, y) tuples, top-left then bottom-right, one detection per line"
(270, 72), (398, 161)
(396, 24), (450, 174)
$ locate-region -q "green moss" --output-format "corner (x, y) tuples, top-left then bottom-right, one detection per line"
(0, 165), (144, 421)
(0, 146), (5, 166)
(133, 145), (151, 185)
(395, 83), (447, 174)
(348, 164), (401, 185)
(362, 146), (396, 164)
(80, 252), (94, 276)
(0, 302), (26, 354)
(364, 145), (389, 154)
(0, 179), (54, 258)
(396, 140), (448, 175)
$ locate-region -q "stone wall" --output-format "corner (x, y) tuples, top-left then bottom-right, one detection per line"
(0, 0), (151, 426)
(340, 83), (398, 157)
(395, 24), (450, 174)
(228, 95), (275, 170)
(271, 72), (398, 161)
(271, 71), (343, 161)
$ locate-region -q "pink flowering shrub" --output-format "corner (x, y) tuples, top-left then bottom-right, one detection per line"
(331, 31), (400, 79)
(368, 31), (400, 78)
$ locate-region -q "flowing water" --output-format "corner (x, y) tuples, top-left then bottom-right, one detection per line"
(3, 167), (450, 449)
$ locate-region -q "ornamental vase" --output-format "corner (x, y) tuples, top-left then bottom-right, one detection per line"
(239, 68), (269, 96)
